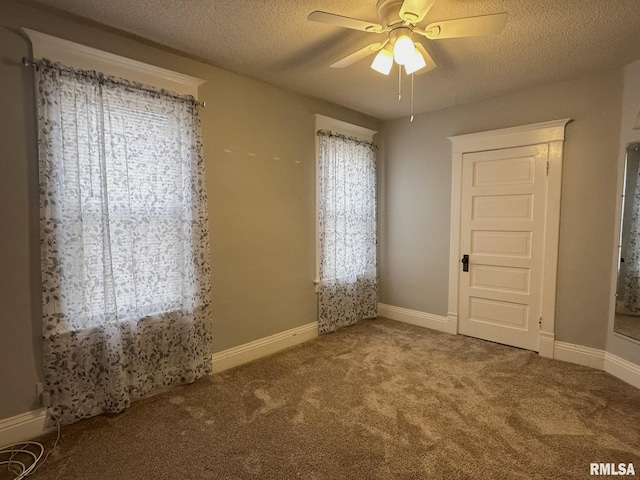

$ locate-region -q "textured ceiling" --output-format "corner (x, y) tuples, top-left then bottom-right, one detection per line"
(25, 0), (640, 120)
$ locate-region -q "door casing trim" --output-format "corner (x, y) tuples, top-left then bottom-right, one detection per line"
(447, 119), (571, 356)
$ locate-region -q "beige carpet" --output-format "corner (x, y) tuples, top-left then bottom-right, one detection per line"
(19, 318), (640, 479)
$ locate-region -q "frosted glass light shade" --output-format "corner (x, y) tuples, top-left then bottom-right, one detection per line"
(371, 48), (394, 75)
(393, 35), (415, 65)
(404, 48), (427, 75)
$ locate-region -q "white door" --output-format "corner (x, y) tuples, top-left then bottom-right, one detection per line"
(458, 144), (548, 351)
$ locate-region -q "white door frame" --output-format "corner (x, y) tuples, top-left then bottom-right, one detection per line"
(447, 119), (571, 358)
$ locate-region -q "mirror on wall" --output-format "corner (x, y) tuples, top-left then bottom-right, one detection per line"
(615, 142), (640, 341)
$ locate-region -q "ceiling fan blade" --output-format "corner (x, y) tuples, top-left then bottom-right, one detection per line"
(399, 0), (436, 24)
(330, 43), (384, 68)
(414, 42), (437, 75)
(308, 11), (383, 33)
(417, 12), (508, 39)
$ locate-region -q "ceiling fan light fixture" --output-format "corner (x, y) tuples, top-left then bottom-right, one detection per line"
(393, 34), (415, 65)
(371, 48), (394, 75)
(404, 46), (427, 74)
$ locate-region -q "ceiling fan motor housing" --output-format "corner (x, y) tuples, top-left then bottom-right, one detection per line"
(377, 0), (407, 27)
(390, 26), (413, 41)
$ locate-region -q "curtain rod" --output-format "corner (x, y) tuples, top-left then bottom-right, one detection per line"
(22, 56), (36, 68)
(21, 56), (206, 108)
(316, 129), (378, 148)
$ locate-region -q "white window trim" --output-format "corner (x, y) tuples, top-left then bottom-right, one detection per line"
(315, 114), (377, 143)
(313, 114), (378, 291)
(21, 28), (205, 98)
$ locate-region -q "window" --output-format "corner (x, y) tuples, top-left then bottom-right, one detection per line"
(313, 114), (377, 283)
(314, 115), (378, 334)
(41, 66), (206, 329)
(29, 30), (213, 424)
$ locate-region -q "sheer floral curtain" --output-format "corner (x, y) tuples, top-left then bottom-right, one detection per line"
(36, 59), (212, 424)
(625, 167), (640, 313)
(317, 130), (377, 334)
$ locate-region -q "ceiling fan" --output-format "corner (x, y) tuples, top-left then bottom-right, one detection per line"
(308, 0), (508, 76)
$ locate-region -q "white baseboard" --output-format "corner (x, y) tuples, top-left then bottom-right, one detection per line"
(378, 303), (453, 334)
(211, 321), (318, 373)
(538, 331), (555, 358)
(375, 309), (639, 389)
(0, 408), (51, 448)
(552, 341), (640, 388)
(446, 312), (459, 335)
(376, 305), (640, 388)
(605, 352), (640, 389)
(553, 341), (606, 370)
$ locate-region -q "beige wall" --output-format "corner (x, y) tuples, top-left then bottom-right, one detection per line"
(0, 1), (379, 419)
(379, 70), (623, 350)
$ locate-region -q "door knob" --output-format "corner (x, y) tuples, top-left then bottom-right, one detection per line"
(461, 254), (469, 272)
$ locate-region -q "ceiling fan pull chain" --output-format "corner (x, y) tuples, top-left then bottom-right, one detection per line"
(410, 73), (414, 122)
(398, 66), (402, 101)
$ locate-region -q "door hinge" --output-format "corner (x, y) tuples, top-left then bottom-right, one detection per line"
(546, 161), (549, 176)
(538, 316), (542, 328)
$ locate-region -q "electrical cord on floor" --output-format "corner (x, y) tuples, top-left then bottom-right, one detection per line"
(0, 410), (61, 479)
